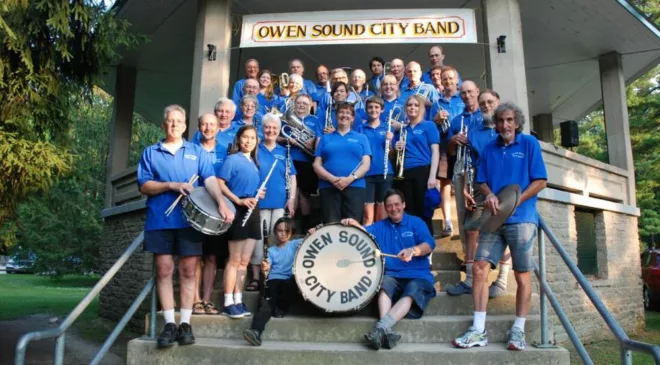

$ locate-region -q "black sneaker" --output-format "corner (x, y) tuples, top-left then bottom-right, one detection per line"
(364, 326), (385, 350)
(176, 322), (195, 346)
(243, 328), (263, 346)
(157, 322), (178, 349)
(383, 331), (402, 350)
(273, 307), (285, 318)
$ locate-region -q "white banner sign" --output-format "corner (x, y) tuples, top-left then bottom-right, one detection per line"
(240, 9), (477, 48)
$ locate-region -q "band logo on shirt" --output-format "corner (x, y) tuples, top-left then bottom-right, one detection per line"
(347, 138), (359, 143)
(413, 130), (425, 135)
(401, 231), (414, 238)
(512, 152), (525, 159)
(275, 154), (286, 160)
(184, 154), (197, 160)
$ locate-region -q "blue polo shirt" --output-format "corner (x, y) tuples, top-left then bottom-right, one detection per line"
(316, 107), (366, 133)
(257, 93), (280, 114)
(477, 133), (548, 225)
(218, 153), (261, 198)
(288, 114), (322, 163)
(362, 121), (394, 177)
(315, 130), (372, 189)
(421, 68), (462, 86)
(368, 74), (384, 94)
(358, 88), (375, 101)
(394, 121), (440, 169)
(267, 238), (304, 281)
(448, 108), (483, 140)
(232, 117), (264, 140)
(430, 92), (465, 126)
(190, 125), (239, 150)
(232, 78), (247, 105)
(399, 82), (440, 107)
(257, 143), (297, 209)
(468, 124), (498, 169)
(274, 78), (316, 97)
(365, 213), (436, 284)
(312, 82), (330, 103)
(193, 139), (228, 177)
(137, 140), (215, 231)
(316, 92), (364, 117)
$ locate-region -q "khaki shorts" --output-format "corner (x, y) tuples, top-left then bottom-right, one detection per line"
(463, 189), (486, 231)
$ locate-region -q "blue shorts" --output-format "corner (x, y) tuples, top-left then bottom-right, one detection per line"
(144, 228), (202, 256)
(380, 275), (435, 319)
(475, 223), (536, 272)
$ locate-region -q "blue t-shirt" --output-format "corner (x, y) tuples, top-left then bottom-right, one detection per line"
(257, 143), (297, 209)
(137, 140), (215, 231)
(448, 108), (483, 140)
(218, 153), (261, 198)
(477, 133), (548, 225)
(394, 121), (440, 169)
(315, 130), (372, 189)
(365, 214), (436, 284)
(267, 238), (304, 281)
(362, 121), (394, 177)
(468, 124), (498, 169)
(287, 114), (322, 163)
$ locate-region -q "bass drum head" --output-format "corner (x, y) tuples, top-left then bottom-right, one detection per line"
(293, 224), (384, 313)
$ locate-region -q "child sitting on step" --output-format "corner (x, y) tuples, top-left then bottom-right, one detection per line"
(243, 217), (304, 346)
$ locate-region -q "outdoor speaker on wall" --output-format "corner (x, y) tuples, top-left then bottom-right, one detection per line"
(560, 120), (579, 148)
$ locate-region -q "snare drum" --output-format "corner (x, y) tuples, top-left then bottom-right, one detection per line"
(182, 187), (235, 235)
(293, 224), (384, 313)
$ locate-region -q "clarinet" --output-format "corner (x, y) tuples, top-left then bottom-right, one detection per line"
(284, 140), (292, 217)
(241, 159), (279, 227)
(262, 220), (270, 301)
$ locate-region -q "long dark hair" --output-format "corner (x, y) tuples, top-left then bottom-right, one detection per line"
(229, 125), (260, 168)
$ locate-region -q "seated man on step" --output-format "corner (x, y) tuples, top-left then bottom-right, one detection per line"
(452, 102), (547, 351)
(341, 189), (436, 350)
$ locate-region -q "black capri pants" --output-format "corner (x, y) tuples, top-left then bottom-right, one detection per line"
(394, 164), (433, 233)
(319, 187), (365, 224)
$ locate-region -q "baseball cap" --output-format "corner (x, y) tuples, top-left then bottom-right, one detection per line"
(423, 188), (441, 219)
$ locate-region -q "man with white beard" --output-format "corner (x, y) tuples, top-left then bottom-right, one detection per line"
(453, 102), (547, 352)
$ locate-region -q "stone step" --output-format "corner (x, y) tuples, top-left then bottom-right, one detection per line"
(154, 313), (543, 344)
(128, 338), (569, 365)
(184, 291), (539, 317)
(430, 251), (463, 270)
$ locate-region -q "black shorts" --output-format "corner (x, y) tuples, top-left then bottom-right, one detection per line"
(365, 175), (393, 204)
(226, 204), (262, 241)
(144, 228), (202, 256)
(202, 233), (229, 259)
(293, 161), (318, 195)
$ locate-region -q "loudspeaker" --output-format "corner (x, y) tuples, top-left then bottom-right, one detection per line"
(560, 120), (579, 148)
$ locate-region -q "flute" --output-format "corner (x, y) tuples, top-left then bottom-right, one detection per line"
(241, 159), (279, 227)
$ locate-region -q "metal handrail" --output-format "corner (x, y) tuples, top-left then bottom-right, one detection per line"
(536, 217), (660, 365)
(14, 231), (156, 365)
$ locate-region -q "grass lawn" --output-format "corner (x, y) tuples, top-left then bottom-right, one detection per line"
(569, 311), (660, 364)
(0, 274), (99, 321)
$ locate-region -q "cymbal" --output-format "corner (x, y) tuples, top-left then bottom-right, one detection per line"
(479, 184), (521, 233)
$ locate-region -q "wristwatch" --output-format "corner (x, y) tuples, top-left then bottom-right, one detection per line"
(352, 173), (358, 180)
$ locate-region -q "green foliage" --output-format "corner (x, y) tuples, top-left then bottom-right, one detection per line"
(0, 0), (142, 252)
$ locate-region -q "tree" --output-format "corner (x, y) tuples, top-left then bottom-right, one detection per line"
(0, 0), (141, 253)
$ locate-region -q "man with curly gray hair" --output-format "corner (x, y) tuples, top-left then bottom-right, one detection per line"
(453, 101), (547, 351)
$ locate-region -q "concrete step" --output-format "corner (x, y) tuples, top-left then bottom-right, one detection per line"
(154, 313), (543, 344)
(184, 291), (539, 317)
(430, 251), (463, 270)
(128, 338), (569, 365)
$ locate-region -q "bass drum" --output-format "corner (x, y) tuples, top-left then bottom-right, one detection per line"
(182, 187), (235, 235)
(293, 223), (384, 313)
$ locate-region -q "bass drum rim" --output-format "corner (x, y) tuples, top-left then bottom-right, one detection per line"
(292, 223), (385, 314)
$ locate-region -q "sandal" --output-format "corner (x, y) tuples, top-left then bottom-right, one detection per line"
(203, 301), (220, 315)
(245, 279), (260, 292)
(192, 301), (205, 315)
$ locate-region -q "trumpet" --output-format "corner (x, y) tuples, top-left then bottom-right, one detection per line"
(415, 83), (433, 100)
(394, 124), (407, 180)
(280, 109), (317, 156)
(436, 105), (449, 133)
(324, 101), (333, 131)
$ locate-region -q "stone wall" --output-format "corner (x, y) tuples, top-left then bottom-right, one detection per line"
(538, 200), (645, 344)
(99, 209), (152, 331)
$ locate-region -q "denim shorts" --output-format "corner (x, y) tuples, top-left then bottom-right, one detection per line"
(144, 228), (202, 256)
(380, 275), (435, 319)
(365, 175), (394, 204)
(475, 223), (537, 272)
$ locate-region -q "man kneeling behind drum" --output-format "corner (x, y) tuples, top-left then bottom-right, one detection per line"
(342, 189), (436, 350)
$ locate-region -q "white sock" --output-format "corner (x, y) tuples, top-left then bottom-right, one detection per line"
(163, 309), (175, 324)
(180, 309), (192, 324)
(513, 316), (526, 332)
(473, 311), (487, 333)
(465, 262), (473, 287)
(224, 293), (234, 307)
(445, 219), (453, 229)
(234, 292), (243, 305)
(496, 260), (511, 287)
